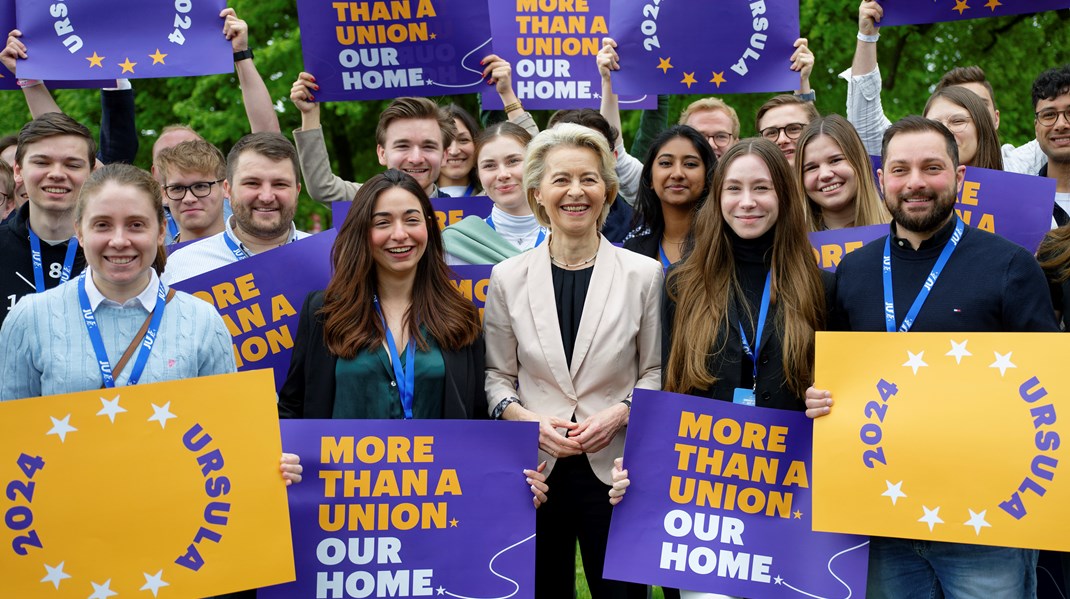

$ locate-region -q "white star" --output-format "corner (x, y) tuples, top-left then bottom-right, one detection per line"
(41, 562), (71, 589)
(148, 402), (176, 429)
(903, 350), (928, 375)
(919, 506), (944, 531)
(945, 340), (972, 364)
(47, 414), (77, 443)
(774, 575), (784, 585)
(140, 569), (170, 597)
(436, 587), (446, 596)
(989, 352), (1016, 376)
(964, 509), (992, 535)
(883, 480), (907, 506)
(89, 579), (118, 599)
(96, 395), (126, 423)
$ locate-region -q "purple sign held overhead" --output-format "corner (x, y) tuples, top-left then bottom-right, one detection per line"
(879, 0), (1070, 27)
(809, 224), (887, 273)
(171, 230), (335, 392)
(605, 388), (869, 597)
(296, 0), (493, 101)
(609, 0), (800, 96)
(485, 0), (654, 110)
(956, 166), (1055, 253)
(332, 195), (494, 230)
(259, 419), (538, 599)
(15, 0), (231, 81)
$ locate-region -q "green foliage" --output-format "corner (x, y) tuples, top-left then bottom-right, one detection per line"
(0, 0), (1064, 229)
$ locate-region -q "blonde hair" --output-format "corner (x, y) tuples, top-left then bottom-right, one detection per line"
(680, 97), (741, 138)
(523, 123), (619, 229)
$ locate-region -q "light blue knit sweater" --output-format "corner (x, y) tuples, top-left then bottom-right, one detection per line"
(0, 280), (236, 400)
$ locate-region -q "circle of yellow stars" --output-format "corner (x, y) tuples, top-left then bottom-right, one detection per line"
(83, 49), (169, 75)
(655, 57), (728, 90)
(954, 0), (1004, 15)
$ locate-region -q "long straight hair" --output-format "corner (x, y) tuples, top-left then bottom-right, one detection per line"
(633, 125), (717, 236)
(795, 115), (889, 231)
(924, 86), (1003, 171)
(665, 139), (825, 396)
(321, 170), (480, 358)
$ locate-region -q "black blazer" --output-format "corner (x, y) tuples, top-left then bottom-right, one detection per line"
(623, 232), (660, 261)
(278, 291), (488, 420)
(661, 270), (835, 411)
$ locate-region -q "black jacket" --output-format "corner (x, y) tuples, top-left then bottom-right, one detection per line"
(278, 290), (488, 420)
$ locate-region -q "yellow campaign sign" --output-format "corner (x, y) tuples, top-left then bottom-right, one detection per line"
(0, 370), (295, 597)
(812, 332), (1068, 551)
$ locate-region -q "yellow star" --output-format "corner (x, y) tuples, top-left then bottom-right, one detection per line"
(86, 51), (105, 68)
(793, 510), (803, 519)
(952, 0), (970, 15)
(656, 57), (672, 74)
(709, 71), (726, 88)
(449, 518), (458, 527)
(118, 57), (137, 74)
(429, 32), (437, 39)
(149, 49), (167, 65)
(984, 0), (1001, 9)
(680, 72), (696, 89)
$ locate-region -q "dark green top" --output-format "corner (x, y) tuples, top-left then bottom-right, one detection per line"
(332, 329), (446, 419)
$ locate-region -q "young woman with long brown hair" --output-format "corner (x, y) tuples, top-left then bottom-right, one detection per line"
(924, 85), (1004, 171)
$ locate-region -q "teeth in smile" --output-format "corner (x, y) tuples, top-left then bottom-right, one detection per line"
(562, 206), (587, 212)
(42, 187), (67, 193)
(820, 183), (842, 192)
(387, 247), (411, 254)
(108, 257), (134, 264)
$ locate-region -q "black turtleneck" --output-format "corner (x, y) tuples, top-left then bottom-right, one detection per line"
(729, 228), (774, 392)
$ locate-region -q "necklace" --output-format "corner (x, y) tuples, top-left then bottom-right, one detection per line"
(549, 247), (598, 269)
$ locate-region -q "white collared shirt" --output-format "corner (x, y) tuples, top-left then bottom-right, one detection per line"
(162, 215), (309, 285)
(84, 268), (162, 311)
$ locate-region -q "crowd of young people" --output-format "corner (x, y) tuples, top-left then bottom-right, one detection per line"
(1, 1), (1070, 597)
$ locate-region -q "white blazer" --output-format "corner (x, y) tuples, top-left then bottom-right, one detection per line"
(484, 235), (662, 485)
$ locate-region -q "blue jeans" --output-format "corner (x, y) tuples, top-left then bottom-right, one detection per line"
(867, 537), (1037, 599)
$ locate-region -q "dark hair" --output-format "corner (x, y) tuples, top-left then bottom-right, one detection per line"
(881, 115), (960, 169)
(754, 95), (819, 134)
(376, 97), (457, 149)
(226, 132), (300, 185)
(443, 104), (482, 192)
(547, 108), (618, 149)
(321, 169), (480, 358)
(635, 125), (716, 236)
(0, 134), (18, 157)
(924, 86), (1002, 170)
(1032, 64), (1070, 108)
(936, 66), (996, 106)
(76, 163), (167, 275)
(16, 113), (96, 169)
(475, 121), (532, 155)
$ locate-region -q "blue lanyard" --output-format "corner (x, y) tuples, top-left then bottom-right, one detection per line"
(484, 215), (547, 247)
(882, 218), (964, 333)
(374, 295), (416, 419)
(738, 271), (772, 390)
(78, 272), (167, 388)
(658, 243), (672, 269)
(463, 184), (475, 197)
(165, 210), (179, 239)
(222, 232), (248, 261)
(28, 229), (78, 293)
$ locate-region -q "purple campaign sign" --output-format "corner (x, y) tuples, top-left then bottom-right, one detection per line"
(879, 0), (1070, 27)
(809, 224), (887, 273)
(450, 264), (493, 316)
(605, 389), (869, 597)
(16, 0), (231, 81)
(484, 0), (654, 110)
(957, 166), (1055, 252)
(331, 196), (494, 229)
(171, 230), (336, 392)
(296, 0), (493, 101)
(610, 0), (799, 96)
(0, 1), (106, 89)
(260, 419), (538, 599)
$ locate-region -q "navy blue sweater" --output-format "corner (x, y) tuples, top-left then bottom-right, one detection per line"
(834, 219), (1058, 333)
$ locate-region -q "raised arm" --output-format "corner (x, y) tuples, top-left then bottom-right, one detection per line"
(841, 0), (890, 156)
(222, 8), (280, 133)
(289, 72), (361, 202)
(481, 54), (539, 137)
(0, 30), (62, 118)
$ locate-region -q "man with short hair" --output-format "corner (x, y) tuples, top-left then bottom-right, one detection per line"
(291, 90), (456, 200)
(755, 94), (820, 165)
(679, 97), (740, 159)
(0, 113), (95, 327)
(1032, 64), (1070, 227)
(842, 0), (1044, 174)
(155, 140), (229, 244)
(162, 133), (308, 284)
(807, 115), (1056, 598)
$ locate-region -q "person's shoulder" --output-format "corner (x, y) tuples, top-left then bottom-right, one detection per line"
(609, 242), (661, 274)
(168, 231), (226, 259)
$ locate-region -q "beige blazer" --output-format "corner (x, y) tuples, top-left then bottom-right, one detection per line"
(484, 235), (662, 485)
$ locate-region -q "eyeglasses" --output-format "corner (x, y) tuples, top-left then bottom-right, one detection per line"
(760, 123), (806, 142)
(1036, 108), (1070, 128)
(706, 132), (735, 148)
(163, 179), (224, 201)
(933, 115), (972, 133)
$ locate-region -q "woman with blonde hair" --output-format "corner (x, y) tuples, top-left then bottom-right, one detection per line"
(795, 114), (888, 231)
